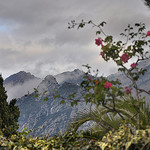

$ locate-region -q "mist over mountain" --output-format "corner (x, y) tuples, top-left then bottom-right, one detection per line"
(3, 60), (150, 136)
(54, 69), (85, 85)
(4, 71), (42, 102)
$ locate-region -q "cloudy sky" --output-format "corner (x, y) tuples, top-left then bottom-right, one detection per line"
(0, 0), (150, 79)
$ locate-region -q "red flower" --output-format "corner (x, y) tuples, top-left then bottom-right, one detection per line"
(121, 53), (130, 63)
(95, 37), (104, 47)
(104, 82), (112, 89)
(125, 87), (131, 94)
(88, 78), (91, 80)
(146, 31), (150, 36)
(131, 63), (136, 68)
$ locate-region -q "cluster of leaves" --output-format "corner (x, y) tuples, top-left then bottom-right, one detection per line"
(0, 128), (101, 150)
(98, 124), (150, 150)
(1, 125), (150, 150)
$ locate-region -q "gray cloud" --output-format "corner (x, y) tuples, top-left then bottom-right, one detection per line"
(0, 0), (149, 79)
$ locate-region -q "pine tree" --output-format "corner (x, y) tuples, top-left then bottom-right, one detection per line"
(0, 74), (20, 137)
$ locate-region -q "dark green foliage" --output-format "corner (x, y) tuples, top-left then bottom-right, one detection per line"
(0, 75), (20, 137)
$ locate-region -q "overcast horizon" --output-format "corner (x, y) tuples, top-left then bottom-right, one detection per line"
(0, 0), (150, 79)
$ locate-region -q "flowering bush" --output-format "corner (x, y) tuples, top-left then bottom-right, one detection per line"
(67, 20), (150, 131)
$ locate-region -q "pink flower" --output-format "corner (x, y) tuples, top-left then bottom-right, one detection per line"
(95, 37), (104, 47)
(125, 87), (131, 94)
(131, 63), (136, 68)
(104, 82), (112, 89)
(146, 31), (150, 36)
(88, 77), (91, 80)
(121, 53), (130, 63)
(100, 51), (103, 56)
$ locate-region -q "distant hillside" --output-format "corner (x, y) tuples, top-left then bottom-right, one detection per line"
(16, 71), (89, 136)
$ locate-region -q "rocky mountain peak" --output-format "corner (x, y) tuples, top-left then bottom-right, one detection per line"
(4, 71), (39, 86)
(55, 69), (85, 85)
(37, 75), (59, 94)
(44, 75), (57, 83)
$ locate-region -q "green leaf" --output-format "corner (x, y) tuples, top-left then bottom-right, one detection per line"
(118, 68), (125, 72)
(34, 88), (38, 93)
(105, 36), (113, 43)
(71, 102), (74, 107)
(96, 31), (101, 35)
(60, 100), (65, 104)
(99, 21), (106, 27)
(34, 94), (39, 98)
(135, 23), (140, 26)
(88, 20), (92, 24)
(78, 23), (85, 29)
(54, 94), (60, 100)
(44, 97), (48, 101)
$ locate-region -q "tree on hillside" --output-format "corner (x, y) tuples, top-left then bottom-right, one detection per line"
(0, 74), (20, 137)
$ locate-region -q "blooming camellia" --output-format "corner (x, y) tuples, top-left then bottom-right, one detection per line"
(104, 82), (112, 89)
(100, 51), (103, 56)
(95, 37), (104, 47)
(125, 87), (131, 94)
(121, 53), (130, 63)
(146, 31), (150, 36)
(131, 63), (136, 68)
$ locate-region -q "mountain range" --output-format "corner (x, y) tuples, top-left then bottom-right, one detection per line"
(3, 60), (150, 136)
(4, 69), (88, 136)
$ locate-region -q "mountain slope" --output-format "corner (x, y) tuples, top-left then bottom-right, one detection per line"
(16, 75), (88, 136)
